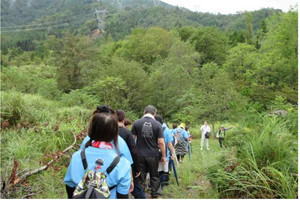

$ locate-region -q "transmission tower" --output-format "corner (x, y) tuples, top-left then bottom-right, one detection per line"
(94, 8), (108, 32)
(153, 0), (160, 6)
(116, 0), (123, 9)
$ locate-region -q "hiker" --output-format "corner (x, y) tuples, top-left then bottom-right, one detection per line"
(116, 109), (145, 199)
(124, 118), (132, 128)
(131, 105), (166, 198)
(154, 114), (175, 188)
(200, 121), (211, 150)
(64, 112), (132, 199)
(174, 123), (189, 163)
(170, 124), (178, 137)
(185, 126), (191, 142)
(80, 106), (134, 167)
(216, 125), (232, 148)
(185, 126), (192, 156)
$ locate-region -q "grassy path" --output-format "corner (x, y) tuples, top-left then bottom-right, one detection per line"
(162, 138), (222, 199)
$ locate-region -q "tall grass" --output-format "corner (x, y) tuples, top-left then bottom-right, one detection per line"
(1, 91), (92, 198)
(207, 115), (298, 199)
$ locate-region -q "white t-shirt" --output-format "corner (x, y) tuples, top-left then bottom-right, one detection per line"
(200, 125), (211, 135)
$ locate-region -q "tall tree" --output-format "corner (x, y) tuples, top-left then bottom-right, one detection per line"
(245, 12), (254, 45)
(48, 34), (98, 92)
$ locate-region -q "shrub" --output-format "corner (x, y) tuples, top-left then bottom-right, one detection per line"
(207, 115), (298, 199)
(1, 91), (26, 125)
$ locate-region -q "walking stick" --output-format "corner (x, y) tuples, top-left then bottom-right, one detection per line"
(170, 159), (179, 186)
(173, 148), (179, 167)
(188, 143), (191, 160)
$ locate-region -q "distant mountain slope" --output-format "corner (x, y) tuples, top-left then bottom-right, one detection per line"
(1, 0), (282, 46)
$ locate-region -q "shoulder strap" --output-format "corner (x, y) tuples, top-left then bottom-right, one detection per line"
(80, 148), (88, 170)
(106, 156), (120, 174)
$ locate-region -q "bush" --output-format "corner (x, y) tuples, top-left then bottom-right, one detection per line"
(60, 88), (99, 110)
(207, 115), (298, 199)
(1, 91), (26, 125)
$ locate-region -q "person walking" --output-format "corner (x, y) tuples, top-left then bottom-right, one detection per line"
(154, 114), (175, 188)
(80, 106), (133, 166)
(131, 105), (166, 198)
(217, 125), (232, 148)
(200, 121), (211, 151)
(116, 109), (145, 199)
(64, 112), (131, 199)
(174, 123), (189, 162)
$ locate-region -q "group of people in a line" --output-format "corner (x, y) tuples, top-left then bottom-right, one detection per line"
(63, 105), (231, 199)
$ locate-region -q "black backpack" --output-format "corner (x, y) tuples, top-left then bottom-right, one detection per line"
(73, 148), (120, 199)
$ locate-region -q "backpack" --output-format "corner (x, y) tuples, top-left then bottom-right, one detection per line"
(175, 128), (183, 142)
(73, 148), (120, 199)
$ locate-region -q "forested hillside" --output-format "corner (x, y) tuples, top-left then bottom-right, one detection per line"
(0, 0), (298, 198)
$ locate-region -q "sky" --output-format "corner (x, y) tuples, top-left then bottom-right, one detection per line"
(160, 0), (298, 14)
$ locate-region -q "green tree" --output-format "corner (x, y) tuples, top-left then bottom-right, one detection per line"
(245, 12), (254, 45)
(91, 76), (129, 110)
(223, 43), (259, 82)
(115, 27), (173, 65)
(48, 34), (98, 92)
(189, 26), (228, 66)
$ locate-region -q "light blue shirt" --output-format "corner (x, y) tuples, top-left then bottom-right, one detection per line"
(64, 146), (131, 198)
(170, 128), (177, 136)
(186, 131), (191, 138)
(80, 135), (133, 165)
(162, 123), (174, 162)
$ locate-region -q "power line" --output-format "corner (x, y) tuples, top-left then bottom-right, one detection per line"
(1, 13), (94, 29)
(1, 13), (95, 33)
(1, 22), (71, 33)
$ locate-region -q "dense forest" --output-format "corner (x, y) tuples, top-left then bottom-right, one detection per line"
(0, 0), (298, 198)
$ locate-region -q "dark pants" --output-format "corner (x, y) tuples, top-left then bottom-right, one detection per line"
(159, 171), (169, 189)
(219, 138), (225, 148)
(131, 178), (146, 199)
(137, 156), (162, 198)
(65, 185), (75, 199)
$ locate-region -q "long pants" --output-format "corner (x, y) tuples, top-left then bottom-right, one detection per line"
(131, 178), (146, 199)
(65, 185), (75, 199)
(201, 133), (209, 149)
(219, 138), (225, 148)
(137, 156), (162, 198)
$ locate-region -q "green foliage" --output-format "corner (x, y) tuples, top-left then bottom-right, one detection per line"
(223, 43), (259, 81)
(245, 12), (254, 44)
(60, 88), (98, 110)
(48, 34), (99, 92)
(115, 27), (173, 65)
(1, 65), (62, 100)
(0, 4), (297, 199)
(1, 90), (25, 125)
(91, 76), (129, 110)
(207, 115), (298, 199)
(102, 57), (148, 112)
(189, 27), (228, 66)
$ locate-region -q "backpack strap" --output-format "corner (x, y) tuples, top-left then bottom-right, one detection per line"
(106, 156), (120, 174)
(80, 148), (88, 170)
(106, 156), (120, 191)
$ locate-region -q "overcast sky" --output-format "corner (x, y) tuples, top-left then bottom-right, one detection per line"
(160, 0), (298, 14)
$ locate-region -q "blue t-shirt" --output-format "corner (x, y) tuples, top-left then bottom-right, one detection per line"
(80, 135), (133, 165)
(162, 123), (174, 162)
(64, 146), (131, 199)
(170, 128), (177, 136)
(186, 131), (191, 138)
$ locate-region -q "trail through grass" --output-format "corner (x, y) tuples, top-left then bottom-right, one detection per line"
(162, 138), (223, 199)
